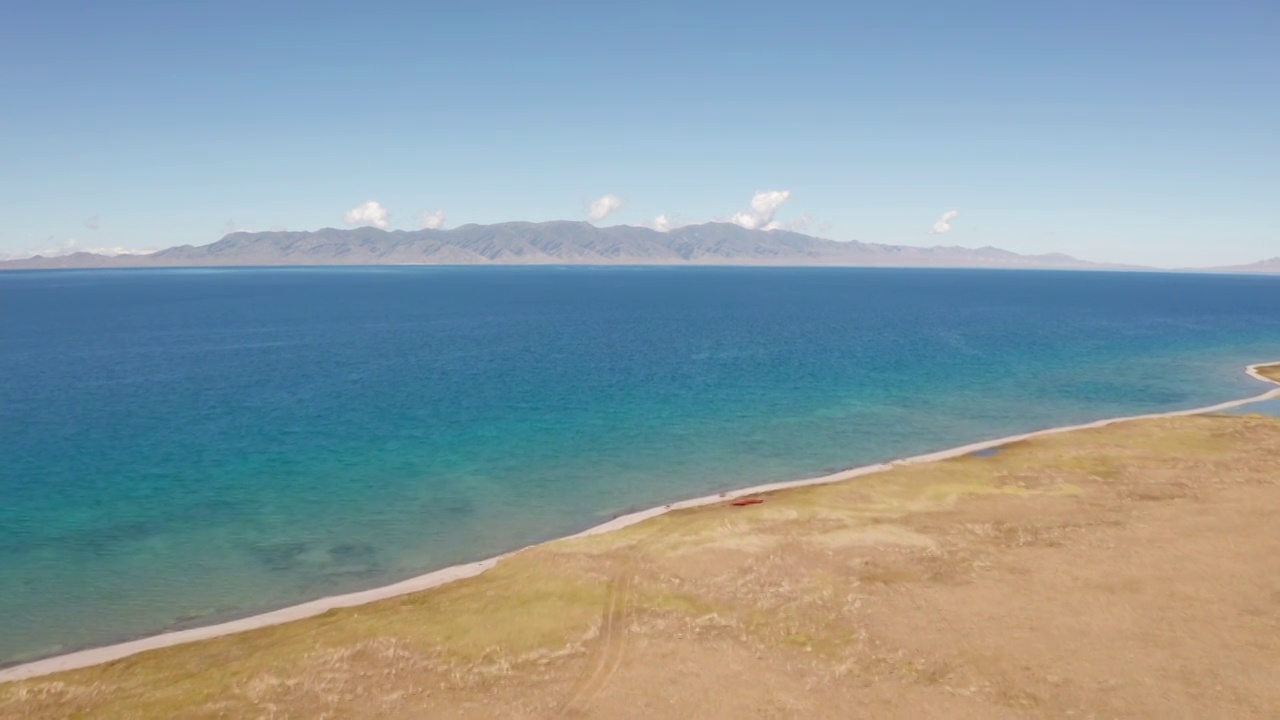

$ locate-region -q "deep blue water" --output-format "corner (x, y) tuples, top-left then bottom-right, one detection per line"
(2, 266), (1278, 664)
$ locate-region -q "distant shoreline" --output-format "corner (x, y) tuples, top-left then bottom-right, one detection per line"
(2, 263), (1277, 277)
(2, 360), (1278, 684)
(0, 221), (1151, 271)
(0, 261), (1148, 271)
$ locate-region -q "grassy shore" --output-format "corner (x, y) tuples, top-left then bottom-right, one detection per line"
(4, 366), (1280, 718)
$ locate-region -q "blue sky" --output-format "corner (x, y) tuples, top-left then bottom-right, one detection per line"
(2, 0), (1276, 266)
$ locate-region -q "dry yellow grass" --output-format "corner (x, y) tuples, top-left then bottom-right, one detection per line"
(4, 412), (1280, 718)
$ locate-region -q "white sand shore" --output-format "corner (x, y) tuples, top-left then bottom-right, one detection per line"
(2, 361), (1278, 684)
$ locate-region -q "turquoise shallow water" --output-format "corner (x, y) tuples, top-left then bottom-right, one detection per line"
(1, 266), (1279, 664)
(1227, 398), (1280, 416)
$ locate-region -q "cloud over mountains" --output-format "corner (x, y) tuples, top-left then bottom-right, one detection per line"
(731, 190), (791, 230)
(344, 201), (390, 229)
(587, 194), (624, 221)
(930, 210), (960, 234)
(419, 210), (446, 230)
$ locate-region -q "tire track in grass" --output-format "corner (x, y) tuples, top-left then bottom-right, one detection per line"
(560, 567), (635, 716)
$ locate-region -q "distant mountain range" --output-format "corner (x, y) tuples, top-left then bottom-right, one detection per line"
(0, 221), (1268, 272)
(0, 221), (1138, 271)
(1200, 257), (1280, 274)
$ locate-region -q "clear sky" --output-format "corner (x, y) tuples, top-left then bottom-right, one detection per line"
(2, 1), (1276, 266)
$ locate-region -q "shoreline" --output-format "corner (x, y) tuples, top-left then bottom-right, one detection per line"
(3, 361), (1278, 684)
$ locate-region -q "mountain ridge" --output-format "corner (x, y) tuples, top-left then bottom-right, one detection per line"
(1199, 257), (1280, 273)
(0, 221), (1147, 270)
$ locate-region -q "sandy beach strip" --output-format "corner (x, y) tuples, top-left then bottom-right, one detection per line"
(2, 360), (1277, 684)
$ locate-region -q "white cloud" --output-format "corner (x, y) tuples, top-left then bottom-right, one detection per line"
(652, 214), (675, 232)
(587, 194), (624, 221)
(344, 200), (390, 229)
(930, 210), (960, 234)
(419, 210), (446, 230)
(223, 220), (265, 235)
(774, 214), (813, 233)
(731, 190), (791, 230)
(37, 238), (77, 256)
(84, 245), (156, 256)
(84, 215), (100, 230)
(649, 192), (812, 233)
(649, 214), (699, 232)
(13, 237), (156, 258)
